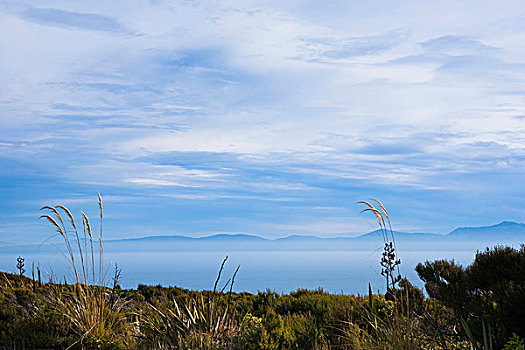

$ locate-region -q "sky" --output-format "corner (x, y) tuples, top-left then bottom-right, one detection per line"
(1, 0), (525, 244)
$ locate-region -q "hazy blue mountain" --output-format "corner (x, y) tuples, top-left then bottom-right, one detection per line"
(116, 235), (194, 242)
(95, 221), (525, 252)
(100, 233), (272, 252)
(1, 222), (523, 254)
(447, 221), (525, 241)
(198, 234), (267, 241)
(355, 230), (443, 241)
(275, 235), (325, 242)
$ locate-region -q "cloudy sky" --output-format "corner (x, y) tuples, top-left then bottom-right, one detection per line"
(1, 0), (525, 243)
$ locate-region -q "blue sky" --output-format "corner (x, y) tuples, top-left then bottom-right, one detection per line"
(1, 0), (525, 244)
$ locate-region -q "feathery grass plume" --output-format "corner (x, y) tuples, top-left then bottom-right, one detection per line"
(39, 214), (64, 237)
(82, 212), (96, 285)
(358, 201), (388, 244)
(369, 198), (398, 252)
(40, 211), (80, 284)
(40, 194), (131, 348)
(57, 205), (88, 284)
(56, 205), (76, 230)
(357, 199), (424, 349)
(97, 192), (103, 287)
(358, 199), (400, 292)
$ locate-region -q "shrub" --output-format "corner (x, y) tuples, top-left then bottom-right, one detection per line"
(416, 245), (525, 347)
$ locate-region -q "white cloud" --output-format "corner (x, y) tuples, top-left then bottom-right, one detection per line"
(2, 0), (525, 238)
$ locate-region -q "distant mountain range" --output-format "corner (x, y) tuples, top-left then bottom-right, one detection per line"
(447, 221), (525, 240)
(1, 221), (524, 254)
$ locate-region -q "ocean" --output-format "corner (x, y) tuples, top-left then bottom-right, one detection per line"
(0, 249), (475, 295)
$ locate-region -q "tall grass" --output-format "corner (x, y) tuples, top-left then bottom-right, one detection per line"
(358, 199), (401, 293)
(40, 194), (130, 349)
(357, 199), (420, 349)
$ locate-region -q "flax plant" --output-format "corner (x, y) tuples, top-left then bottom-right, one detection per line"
(142, 256), (241, 349)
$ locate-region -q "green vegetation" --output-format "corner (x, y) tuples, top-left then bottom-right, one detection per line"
(1, 198), (524, 349)
(3, 266), (524, 350)
(417, 245), (525, 349)
(2, 247), (525, 349)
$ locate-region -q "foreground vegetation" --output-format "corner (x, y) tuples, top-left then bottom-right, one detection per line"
(2, 252), (525, 350)
(1, 198), (524, 349)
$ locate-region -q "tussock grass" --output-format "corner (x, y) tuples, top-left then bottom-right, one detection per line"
(40, 194), (131, 349)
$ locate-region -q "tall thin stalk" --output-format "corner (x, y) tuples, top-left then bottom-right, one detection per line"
(358, 199), (401, 293)
(40, 195), (129, 348)
(358, 199), (420, 349)
(210, 256), (228, 331)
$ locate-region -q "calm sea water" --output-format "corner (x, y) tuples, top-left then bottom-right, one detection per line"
(0, 250), (475, 295)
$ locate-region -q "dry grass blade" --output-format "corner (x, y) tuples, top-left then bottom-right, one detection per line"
(98, 192), (103, 237)
(39, 194), (131, 348)
(370, 198), (389, 222)
(369, 198), (397, 248)
(360, 207), (387, 243)
(40, 205), (63, 222)
(42, 207), (78, 282)
(57, 205), (87, 284)
(82, 213), (92, 239)
(97, 193), (104, 289)
(48, 206), (67, 236)
(39, 214), (65, 237)
(41, 205), (58, 212)
(56, 205), (77, 230)
(82, 212), (96, 284)
(357, 200), (374, 209)
(359, 197), (406, 346)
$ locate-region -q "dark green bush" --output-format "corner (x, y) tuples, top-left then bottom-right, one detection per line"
(417, 245), (525, 347)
